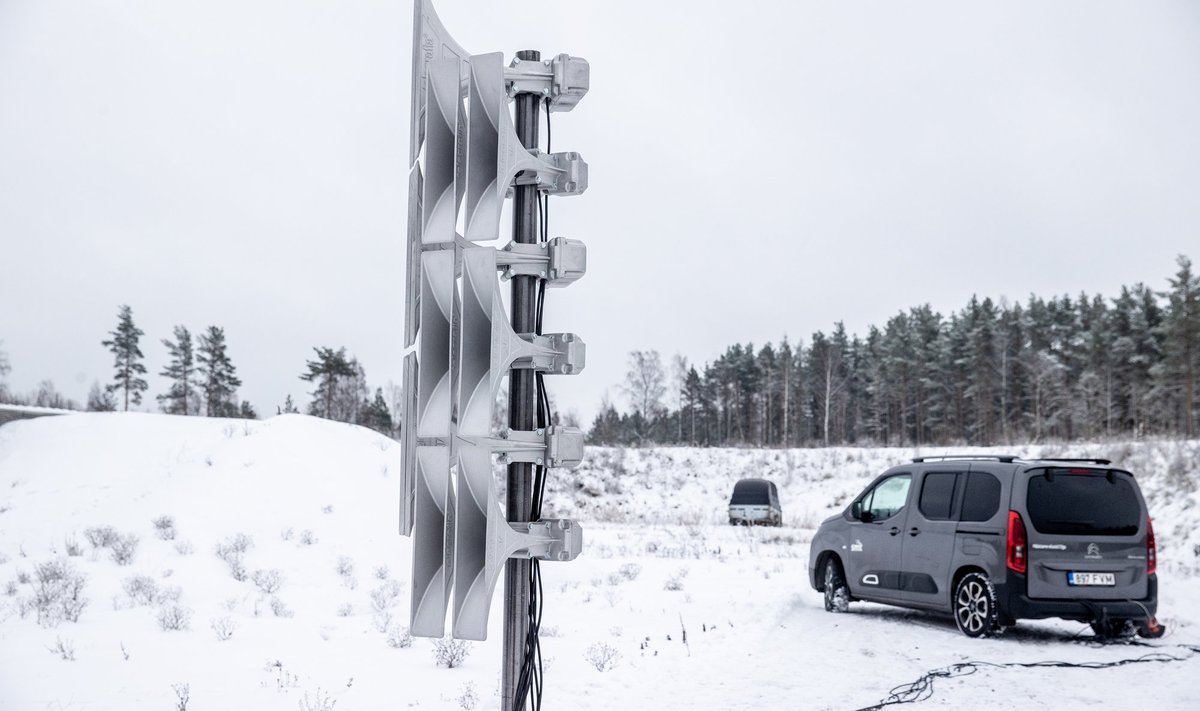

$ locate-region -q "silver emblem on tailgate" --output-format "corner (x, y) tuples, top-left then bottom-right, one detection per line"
(1086, 543), (1102, 559)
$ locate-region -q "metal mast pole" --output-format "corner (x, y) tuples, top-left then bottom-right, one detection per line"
(503, 48), (541, 711)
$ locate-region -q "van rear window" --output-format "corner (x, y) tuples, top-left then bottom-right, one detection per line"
(1026, 470), (1140, 536)
(730, 480), (771, 505)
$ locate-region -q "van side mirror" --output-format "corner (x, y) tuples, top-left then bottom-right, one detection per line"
(850, 501), (862, 520)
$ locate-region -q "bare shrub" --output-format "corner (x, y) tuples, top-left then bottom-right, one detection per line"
(122, 575), (159, 606)
(270, 596), (294, 618)
(172, 683), (190, 711)
(374, 565), (390, 580)
(540, 624), (561, 638)
(584, 642), (620, 672)
(298, 530), (317, 546)
(280, 527), (295, 542)
(154, 585), (183, 605)
(211, 616), (237, 641)
(33, 559), (88, 626)
(252, 569), (283, 595)
(336, 603), (354, 617)
(110, 534), (139, 566)
(152, 516), (177, 541)
(84, 525), (118, 549)
(298, 688), (337, 711)
(663, 573), (685, 591)
(214, 534), (253, 581)
(4, 579), (17, 597)
(457, 682), (479, 710)
(64, 535), (83, 557)
(17, 569), (31, 584)
(335, 555), (355, 577)
(370, 580), (402, 631)
(157, 603), (192, 631)
(174, 540), (195, 556)
(386, 624), (413, 649)
(49, 635), (76, 661)
(618, 563), (641, 581)
(433, 637), (471, 668)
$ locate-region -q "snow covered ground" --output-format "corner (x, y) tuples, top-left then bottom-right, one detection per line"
(0, 413), (1197, 710)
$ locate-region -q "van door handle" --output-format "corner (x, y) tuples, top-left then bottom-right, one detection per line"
(909, 527), (921, 537)
(889, 527), (900, 536)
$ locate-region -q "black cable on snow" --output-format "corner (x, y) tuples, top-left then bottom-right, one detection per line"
(853, 643), (1200, 711)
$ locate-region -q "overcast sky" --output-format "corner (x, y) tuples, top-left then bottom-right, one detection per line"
(1, 0), (1198, 424)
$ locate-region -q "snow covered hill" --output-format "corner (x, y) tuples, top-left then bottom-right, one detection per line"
(1, 413), (1198, 710)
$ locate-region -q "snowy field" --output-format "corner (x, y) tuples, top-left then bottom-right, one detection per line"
(0, 413), (1198, 710)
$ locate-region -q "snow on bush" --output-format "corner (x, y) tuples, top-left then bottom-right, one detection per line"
(84, 525), (118, 550)
(386, 624), (413, 649)
(63, 535), (83, 557)
(157, 603), (192, 631)
(122, 575), (158, 606)
(31, 559), (88, 626)
(369, 579), (402, 631)
(251, 568), (283, 595)
(584, 642), (620, 672)
(214, 533), (253, 581)
(48, 636), (76, 661)
(433, 637), (471, 668)
(109, 534), (139, 566)
(210, 616), (237, 641)
(152, 516), (177, 541)
(270, 596), (294, 618)
(457, 682), (479, 710)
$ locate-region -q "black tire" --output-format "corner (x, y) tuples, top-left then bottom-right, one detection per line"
(823, 558), (850, 613)
(953, 572), (1000, 638)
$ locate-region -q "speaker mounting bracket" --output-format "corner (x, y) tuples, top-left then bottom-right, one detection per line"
(496, 237), (587, 286)
(505, 54), (589, 111)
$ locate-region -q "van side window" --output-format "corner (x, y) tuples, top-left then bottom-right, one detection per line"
(960, 471), (1002, 522)
(918, 473), (959, 520)
(863, 474), (912, 521)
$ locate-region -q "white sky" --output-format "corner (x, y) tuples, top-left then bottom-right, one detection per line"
(1, 0), (1198, 424)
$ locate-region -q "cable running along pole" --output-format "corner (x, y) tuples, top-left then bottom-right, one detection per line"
(504, 48), (542, 711)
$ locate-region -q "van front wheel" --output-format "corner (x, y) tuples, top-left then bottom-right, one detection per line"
(823, 558), (850, 613)
(953, 572), (999, 638)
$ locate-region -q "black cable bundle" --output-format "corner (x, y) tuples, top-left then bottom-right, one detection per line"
(512, 100), (554, 711)
(854, 643), (1200, 710)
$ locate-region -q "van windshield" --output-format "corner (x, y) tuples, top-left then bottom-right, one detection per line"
(1026, 469), (1140, 536)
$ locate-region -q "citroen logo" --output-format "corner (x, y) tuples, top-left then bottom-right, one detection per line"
(1086, 543), (1102, 558)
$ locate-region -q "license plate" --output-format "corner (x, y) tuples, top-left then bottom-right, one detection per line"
(1068, 572), (1115, 586)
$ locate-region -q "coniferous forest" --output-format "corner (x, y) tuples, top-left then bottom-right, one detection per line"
(591, 255), (1200, 447)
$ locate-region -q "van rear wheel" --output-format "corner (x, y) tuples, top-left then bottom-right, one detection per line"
(953, 572), (999, 638)
(823, 558), (850, 613)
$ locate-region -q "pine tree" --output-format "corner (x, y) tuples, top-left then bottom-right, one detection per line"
(0, 339), (10, 403)
(86, 381), (117, 412)
(280, 394), (299, 414)
(101, 304), (148, 411)
(1160, 255), (1200, 436)
(196, 326), (242, 417)
(238, 400), (258, 419)
(359, 388), (394, 435)
(301, 347), (355, 419)
(157, 325), (196, 415)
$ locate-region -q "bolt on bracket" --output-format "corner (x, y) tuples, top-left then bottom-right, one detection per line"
(496, 237), (587, 287)
(510, 151), (587, 196)
(505, 54), (589, 111)
(457, 425), (585, 468)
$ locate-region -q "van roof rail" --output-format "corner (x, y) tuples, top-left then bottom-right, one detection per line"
(1034, 457), (1112, 465)
(911, 454), (1019, 464)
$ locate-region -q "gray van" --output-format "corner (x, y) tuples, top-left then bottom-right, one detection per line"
(808, 455), (1162, 638)
(729, 478), (782, 526)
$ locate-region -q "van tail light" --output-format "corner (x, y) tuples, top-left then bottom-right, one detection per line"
(1147, 517), (1157, 576)
(1007, 510), (1028, 574)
